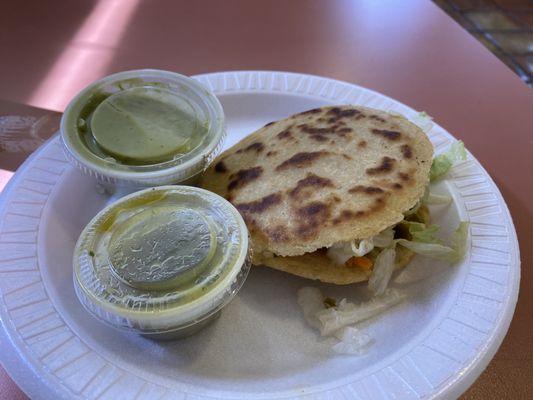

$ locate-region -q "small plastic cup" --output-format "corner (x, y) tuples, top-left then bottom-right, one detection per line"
(73, 186), (251, 339)
(60, 70), (226, 189)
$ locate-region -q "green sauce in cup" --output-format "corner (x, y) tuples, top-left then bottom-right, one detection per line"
(73, 186), (251, 339)
(61, 70), (225, 188)
(89, 87), (205, 164)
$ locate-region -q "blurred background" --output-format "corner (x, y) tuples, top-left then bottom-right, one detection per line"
(433, 0), (532, 86)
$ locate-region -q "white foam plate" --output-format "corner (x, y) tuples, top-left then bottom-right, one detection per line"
(0, 71), (520, 400)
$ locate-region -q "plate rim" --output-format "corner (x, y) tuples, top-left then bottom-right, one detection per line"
(0, 70), (521, 400)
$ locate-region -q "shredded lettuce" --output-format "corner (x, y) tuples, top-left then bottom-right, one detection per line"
(326, 242), (354, 265)
(412, 185), (452, 212)
(327, 237), (376, 265)
(405, 221), (443, 244)
(332, 326), (373, 355)
(404, 200), (422, 216)
(316, 289), (404, 336)
(404, 186), (429, 216)
(368, 246), (396, 296)
(425, 192), (452, 205)
(372, 228), (395, 248)
(396, 239), (457, 261)
(297, 287), (401, 356)
(430, 141), (467, 182)
(350, 239), (374, 257)
(397, 221), (469, 263)
(297, 287), (325, 330)
(451, 221), (469, 261)
(420, 185), (452, 206)
(327, 228), (396, 266)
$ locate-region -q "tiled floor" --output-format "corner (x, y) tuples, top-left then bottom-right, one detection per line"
(434, 0), (533, 86)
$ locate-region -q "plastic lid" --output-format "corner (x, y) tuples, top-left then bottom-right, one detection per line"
(60, 70), (226, 187)
(73, 186), (250, 334)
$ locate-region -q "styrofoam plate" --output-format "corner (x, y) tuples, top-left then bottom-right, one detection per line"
(0, 71), (520, 400)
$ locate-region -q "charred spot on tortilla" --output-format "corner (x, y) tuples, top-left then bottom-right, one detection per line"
(332, 209), (366, 225)
(247, 216), (259, 227)
(371, 197), (387, 211)
(266, 151), (277, 157)
(348, 185), (385, 195)
(294, 108), (322, 116)
(244, 142), (265, 153)
(336, 127), (353, 135)
(295, 201), (331, 239)
(297, 124), (330, 135)
(392, 183), (403, 190)
(398, 172), (410, 182)
(297, 201), (330, 217)
(310, 134), (328, 142)
(288, 173), (335, 199)
(366, 156), (396, 175)
(228, 166), (263, 191)
(332, 209), (355, 224)
(236, 192), (282, 214)
(372, 129), (401, 141)
(267, 225), (290, 242)
(264, 121), (275, 127)
(326, 107), (364, 124)
(401, 144), (413, 159)
(214, 160), (228, 173)
(369, 115), (386, 123)
(358, 140), (367, 148)
(276, 151), (329, 171)
(277, 129), (293, 140)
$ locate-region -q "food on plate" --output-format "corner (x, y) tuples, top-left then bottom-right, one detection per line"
(297, 286), (403, 355)
(331, 326), (373, 356)
(201, 105), (467, 287)
(61, 69), (226, 188)
(72, 186), (250, 339)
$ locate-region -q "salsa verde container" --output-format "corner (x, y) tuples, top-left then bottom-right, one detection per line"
(60, 70), (226, 189)
(73, 186), (250, 339)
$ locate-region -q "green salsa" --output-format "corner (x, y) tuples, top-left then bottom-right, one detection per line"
(61, 70), (226, 190)
(78, 86), (207, 165)
(81, 187), (248, 312)
(73, 186), (250, 339)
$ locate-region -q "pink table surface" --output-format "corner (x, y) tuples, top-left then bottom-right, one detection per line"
(1, 0), (532, 399)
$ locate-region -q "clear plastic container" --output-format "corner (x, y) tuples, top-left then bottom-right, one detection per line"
(60, 70), (226, 189)
(73, 186), (250, 339)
